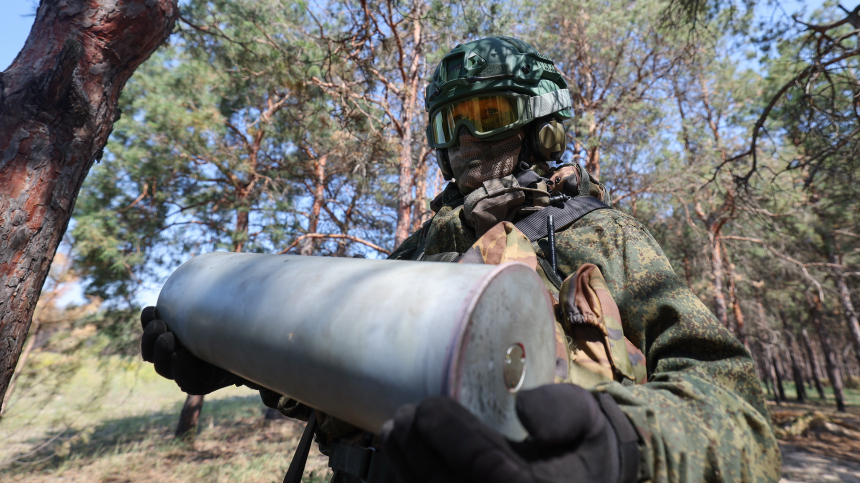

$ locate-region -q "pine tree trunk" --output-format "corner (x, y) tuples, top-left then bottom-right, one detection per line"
(682, 253), (693, 290)
(392, 13), (424, 248)
(771, 354), (786, 402)
(846, 347), (860, 379)
(766, 356), (780, 403)
(828, 244), (860, 362)
(722, 245), (745, 342)
(411, 147), (431, 234)
(709, 235), (729, 327)
(753, 344), (772, 397)
(809, 295), (846, 412)
(300, 154), (327, 256)
(176, 394), (205, 439)
(800, 327), (827, 399)
(0, 0), (179, 409)
(798, 340), (815, 392)
(789, 345), (807, 402)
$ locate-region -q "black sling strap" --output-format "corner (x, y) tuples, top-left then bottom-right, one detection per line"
(514, 195), (609, 242)
(283, 411), (318, 483)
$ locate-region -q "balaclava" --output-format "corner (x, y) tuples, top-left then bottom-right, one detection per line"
(448, 127), (524, 194)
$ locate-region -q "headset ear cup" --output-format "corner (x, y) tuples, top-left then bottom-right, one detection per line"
(532, 119), (566, 162)
(552, 121), (566, 159)
(535, 119), (567, 161)
(437, 149), (454, 180)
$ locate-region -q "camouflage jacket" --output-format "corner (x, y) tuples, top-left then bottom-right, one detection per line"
(389, 183), (781, 483)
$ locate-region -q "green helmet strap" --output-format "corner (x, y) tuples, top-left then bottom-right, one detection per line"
(530, 90), (572, 119)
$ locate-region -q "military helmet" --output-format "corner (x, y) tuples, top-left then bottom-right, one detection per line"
(426, 36), (572, 179)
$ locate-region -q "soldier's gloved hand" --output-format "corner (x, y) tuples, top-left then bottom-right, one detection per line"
(140, 306), (245, 395)
(380, 384), (639, 483)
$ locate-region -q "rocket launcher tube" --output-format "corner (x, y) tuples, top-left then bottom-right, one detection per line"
(156, 252), (556, 440)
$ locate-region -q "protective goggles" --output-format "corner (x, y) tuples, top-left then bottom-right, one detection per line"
(427, 92), (531, 149)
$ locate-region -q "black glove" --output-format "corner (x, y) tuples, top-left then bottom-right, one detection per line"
(140, 306), (245, 395)
(380, 384), (639, 483)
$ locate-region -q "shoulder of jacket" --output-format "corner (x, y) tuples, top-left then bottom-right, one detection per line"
(572, 206), (649, 232)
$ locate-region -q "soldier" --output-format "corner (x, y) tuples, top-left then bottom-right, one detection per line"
(141, 37), (781, 482)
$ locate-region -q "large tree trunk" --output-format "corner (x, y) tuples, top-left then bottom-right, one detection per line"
(0, 0), (179, 408)
(809, 294), (847, 412)
(392, 11), (424, 248)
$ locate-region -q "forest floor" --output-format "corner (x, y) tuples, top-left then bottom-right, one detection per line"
(769, 386), (860, 483)
(0, 355), (333, 482)
(0, 355), (858, 482)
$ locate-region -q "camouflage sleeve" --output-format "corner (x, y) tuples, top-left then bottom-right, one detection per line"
(541, 209), (780, 482)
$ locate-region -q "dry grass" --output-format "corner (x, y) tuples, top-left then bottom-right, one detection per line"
(4, 352), (860, 482)
(0, 355), (332, 482)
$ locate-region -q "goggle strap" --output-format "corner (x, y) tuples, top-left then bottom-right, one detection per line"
(530, 89), (572, 119)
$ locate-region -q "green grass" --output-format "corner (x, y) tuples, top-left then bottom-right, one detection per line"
(0, 354), (332, 483)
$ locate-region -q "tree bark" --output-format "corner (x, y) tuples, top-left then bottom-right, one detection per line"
(764, 355), (780, 403)
(828, 250), (860, 362)
(393, 8), (424, 248)
(722, 244), (745, 342)
(0, 318), (40, 417)
(682, 253), (693, 291)
(410, 147), (431, 234)
(788, 342), (807, 402)
(300, 154), (327, 256)
(771, 353), (787, 402)
(809, 294), (846, 412)
(752, 343), (772, 397)
(800, 327), (827, 399)
(0, 0), (179, 409)
(175, 394), (204, 439)
(709, 234), (729, 327)
(845, 345), (860, 378)
(585, 144), (601, 180)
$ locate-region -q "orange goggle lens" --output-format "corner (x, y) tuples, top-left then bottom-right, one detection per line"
(430, 94), (524, 147)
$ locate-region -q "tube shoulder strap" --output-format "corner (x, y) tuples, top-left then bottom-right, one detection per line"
(514, 196), (609, 242)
